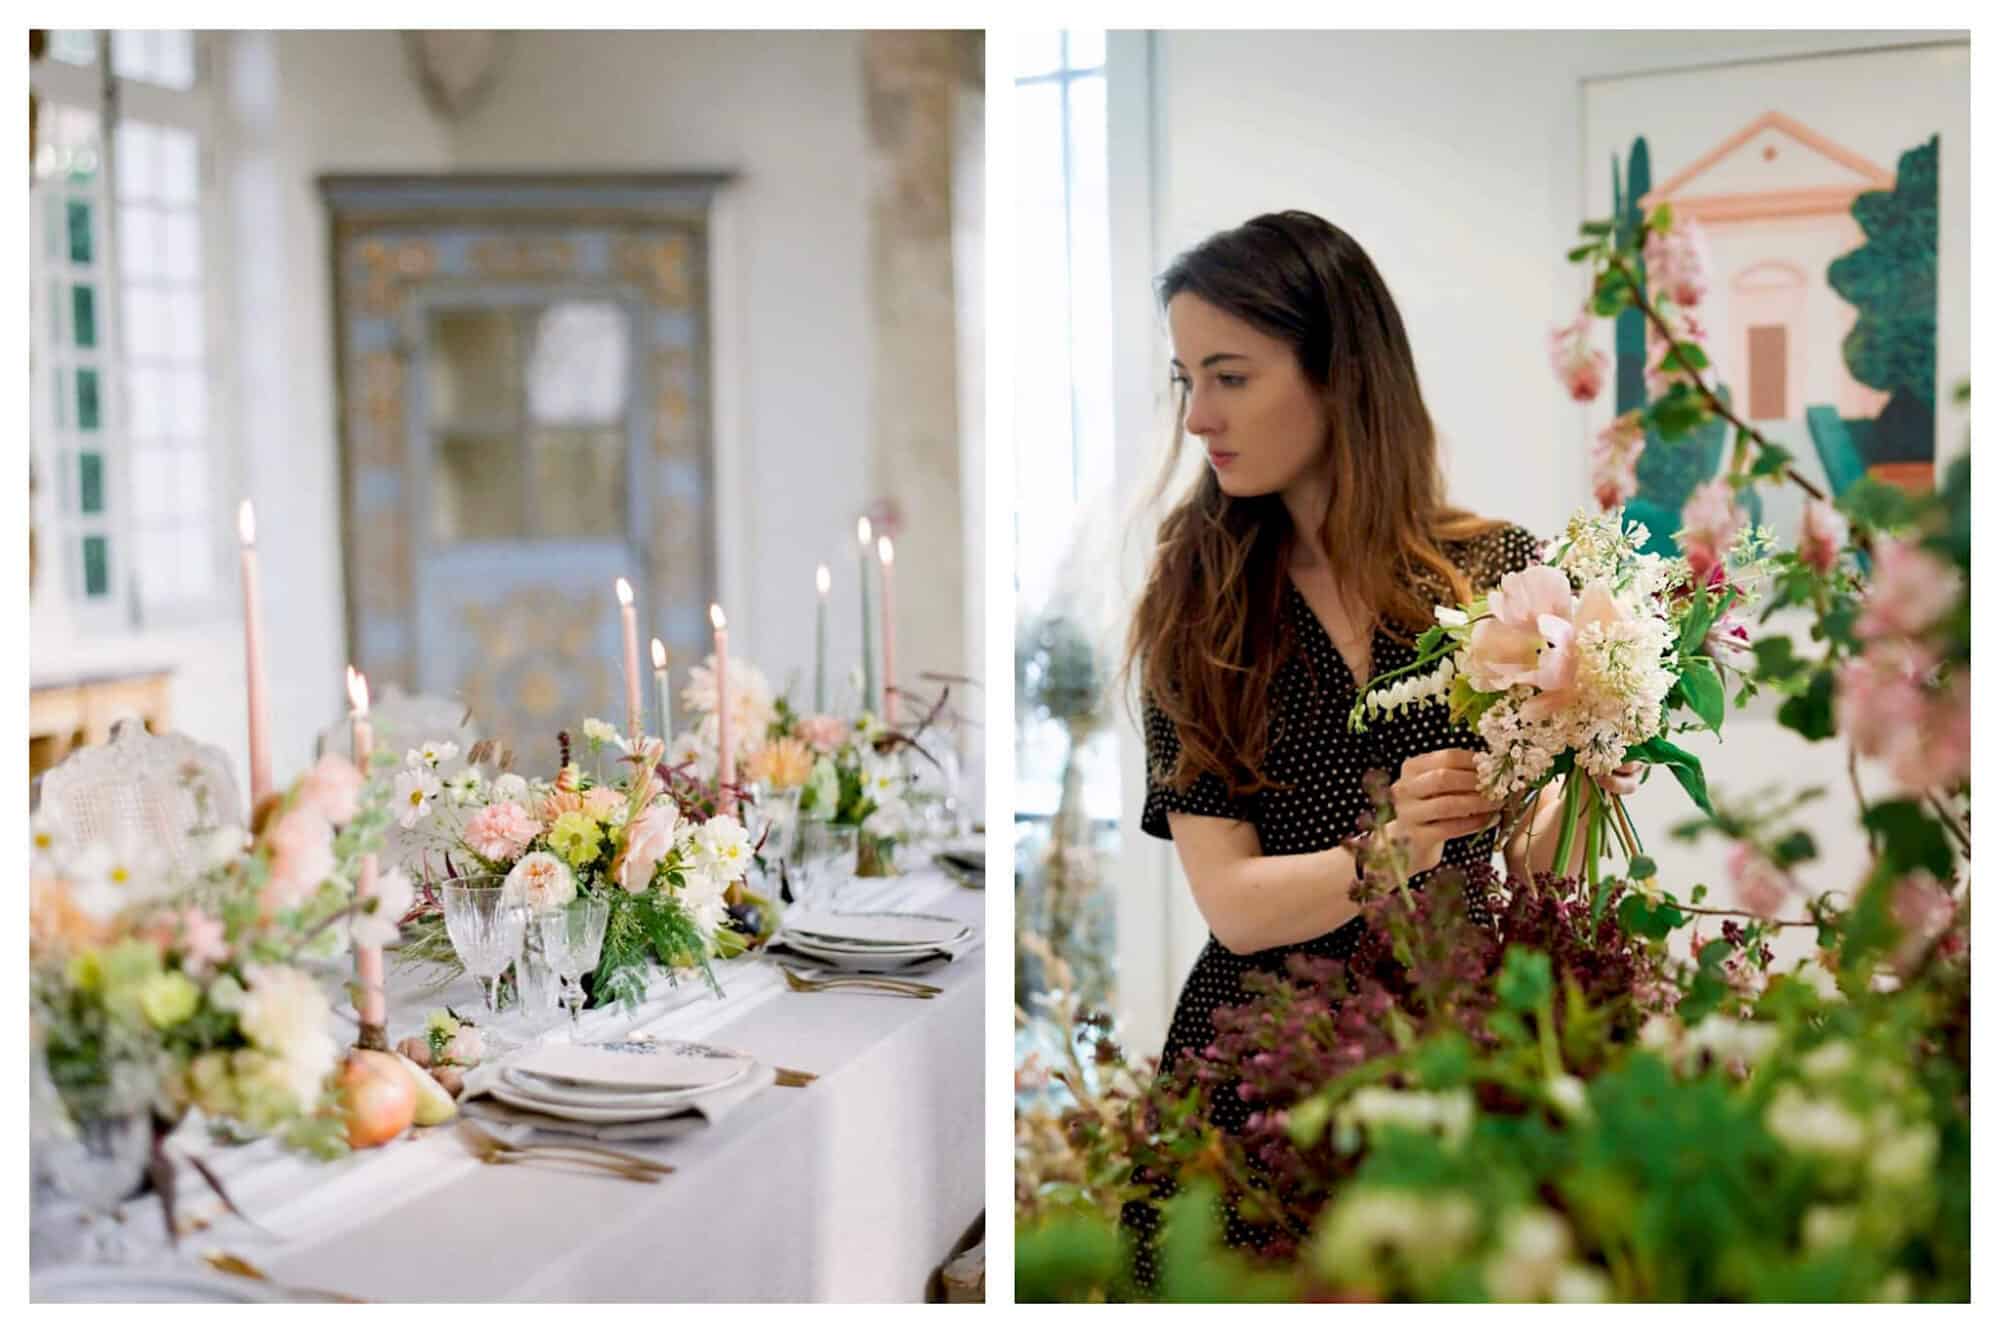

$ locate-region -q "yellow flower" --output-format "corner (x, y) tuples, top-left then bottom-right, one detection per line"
(140, 971), (202, 1029)
(547, 809), (605, 868)
(66, 949), (105, 994)
(745, 737), (815, 791)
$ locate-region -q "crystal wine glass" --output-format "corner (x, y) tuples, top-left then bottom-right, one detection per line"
(38, 1068), (153, 1263)
(795, 822), (858, 909)
(442, 876), (527, 1020)
(538, 897), (611, 1036)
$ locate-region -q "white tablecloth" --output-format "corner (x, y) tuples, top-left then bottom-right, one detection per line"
(140, 868), (984, 1302)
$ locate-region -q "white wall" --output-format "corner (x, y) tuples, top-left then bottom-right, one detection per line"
(448, 30), (876, 710)
(1109, 28), (1961, 1046)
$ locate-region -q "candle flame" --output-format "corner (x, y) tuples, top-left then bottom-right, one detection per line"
(709, 604), (727, 631)
(346, 666), (370, 715)
(237, 499), (256, 546)
(651, 637), (667, 670)
(857, 516), (873, 546)
(878, 535), (895, 566)
(615, 576), (634, 607)
(816, 564), (831, 595)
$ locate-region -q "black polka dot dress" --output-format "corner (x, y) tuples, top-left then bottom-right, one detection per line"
(1130, 523), (1540, 1265)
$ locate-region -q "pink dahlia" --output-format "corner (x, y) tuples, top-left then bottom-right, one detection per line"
(462, 800), (542, 864)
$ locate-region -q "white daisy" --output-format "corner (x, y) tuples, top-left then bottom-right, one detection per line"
(392, 768), (442, 828)
(405, 739), (460, 769)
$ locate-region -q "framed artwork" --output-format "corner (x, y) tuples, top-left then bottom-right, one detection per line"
(1582, 41), (1969, 550)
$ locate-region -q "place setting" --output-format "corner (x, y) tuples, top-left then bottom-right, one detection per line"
(768, 910), (977, 999)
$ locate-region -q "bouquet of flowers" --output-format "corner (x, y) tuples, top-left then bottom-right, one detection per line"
(1351, 506), (1766, 882)
(391, 724), (751, 1009)
(30, 755), (402, 1159)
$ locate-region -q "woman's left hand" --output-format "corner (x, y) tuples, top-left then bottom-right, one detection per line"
(1597, 762), (1644, 798)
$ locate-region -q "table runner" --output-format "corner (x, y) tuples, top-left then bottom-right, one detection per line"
(145, 868), (984, 1301)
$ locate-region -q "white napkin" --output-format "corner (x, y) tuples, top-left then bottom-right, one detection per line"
(457, 1057), (777, 1144)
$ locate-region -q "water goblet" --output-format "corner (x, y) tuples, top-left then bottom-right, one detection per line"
(538, 897), (612, 1036)
(37, 1068), (153, 1263)
(796, 822), (859, 908)
(442, 876), (528, 1021)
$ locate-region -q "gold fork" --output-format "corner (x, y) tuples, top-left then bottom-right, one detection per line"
(779, 964), (940, 998)
(201, 1251), (365, 1302)
(459, 1123), (672, 1180)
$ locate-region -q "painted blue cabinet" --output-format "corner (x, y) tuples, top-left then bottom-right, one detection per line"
(322, 175), (726, 763)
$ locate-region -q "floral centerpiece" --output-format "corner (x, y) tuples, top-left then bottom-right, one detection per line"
(391, 725), (751, 1009)
(30, 754), (405, 1161)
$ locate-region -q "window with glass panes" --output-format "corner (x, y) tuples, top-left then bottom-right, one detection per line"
(30, 28), (218, 624)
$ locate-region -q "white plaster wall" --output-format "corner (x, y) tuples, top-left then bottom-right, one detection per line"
(1108, 28), (1964, 1046)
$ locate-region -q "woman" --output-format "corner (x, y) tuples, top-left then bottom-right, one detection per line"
(1125, 211), (1637, 1261)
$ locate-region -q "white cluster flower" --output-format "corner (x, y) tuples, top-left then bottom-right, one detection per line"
(491, 772), (530, 802)
(1550, 508), (1645, 588)
(1314, 1188), (1480, 1286)
(691, 814), (752, 885)
(443, 766), (484, 806)
(1336, 1086), (1475, 1148)
(1684, 1013), (1781, 1072)
(581, 717), (621, 748)
(682, 654), (775, 761)
(1764, 1086), (1867, 1158)
(1483, 1208), (1575, 1302)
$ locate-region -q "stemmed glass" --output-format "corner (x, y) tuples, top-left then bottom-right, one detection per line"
(792, 822), (858, 909)
(34, 1059), (153, 1263)
(442, 876), (528, 1020)
(538, 898), (611, 1037)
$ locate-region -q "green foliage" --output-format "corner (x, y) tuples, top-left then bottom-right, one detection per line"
(1623, 735), (1711, 815)
(1775, 667), (1836, 742)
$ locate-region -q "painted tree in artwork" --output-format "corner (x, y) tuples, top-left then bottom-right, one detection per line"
(1827, 135), (1938, 465)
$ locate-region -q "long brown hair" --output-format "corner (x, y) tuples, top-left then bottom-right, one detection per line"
(1127, 211), (1502, 799)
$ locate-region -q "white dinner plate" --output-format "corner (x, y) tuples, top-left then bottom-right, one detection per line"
(31, 1264), (288, 1303)
(502, 1060), (748, 1109)
(512, 1041), (752, 1093)
(486, 1080), (706, 1125)
(780, 937), (967, 970)
(781, 910), (970, 948)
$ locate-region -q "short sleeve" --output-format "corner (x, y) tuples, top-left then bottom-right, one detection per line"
(1140, 695), (1255, 839)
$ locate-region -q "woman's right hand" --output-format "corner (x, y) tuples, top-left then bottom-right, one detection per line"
(1380, 748), (1501, 875)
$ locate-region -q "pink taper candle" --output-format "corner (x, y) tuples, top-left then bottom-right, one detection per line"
(876, 535), (898, 725)
(346, 667), (387, 1042)
(710, 604), (734, 816)
(616, 577), (642, 745)
(238, 501), (272, 808)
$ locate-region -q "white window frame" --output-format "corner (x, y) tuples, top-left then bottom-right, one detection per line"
(30, 29), (236, 633)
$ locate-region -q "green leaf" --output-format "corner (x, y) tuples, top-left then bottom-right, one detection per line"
(1679, 658), (1726, 733)
(1771, 831), (1817, 868)
(1775, 667), (1835, 741)
(1629, 854), (1658, 880)
(1580, 219), (1614, 236)
(1617, 893), (1686, 941)
(1648, 202), (1673, 232)
(1566, 242), (1598, 262)
(1670, 340), (1710, 371)
(1751, 441), (1795, 480)
(1626, 735), (1713, 815)
(1862, 800), (1955, 879)
(1678, 587), (1716, 656)
(1838, 476), (1917, 533)
(1751, 635), (1807, 685)
(1495, 947), (1553, 1014)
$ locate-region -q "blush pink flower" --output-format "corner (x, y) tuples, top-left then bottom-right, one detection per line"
(794, 714), (852, 753)
(1889, 869), (1957, 974)
(1725, 841), (1795, 921)
(1678, 479), (1744, 581)
(1835, 640), (1934, 766)
(1896, 674), (1970, 795)
(1465, 565), (1577, 692)
(1549, 310), (1607, 403)
(617, 803), (683, 893)
(583, 786), (627, 822)
(176, 908), (230, 973)
(1592, 412), (1646, 510)
(462, 800), (542, 863)
(1645, 309), (1711, 400)
(295, 753), (364, 825)
(1643, 215), (1712, 309)
(1798, 499), (1849, 577)
(261, 807), (335, 913)
(1856, 539), (1961, 640)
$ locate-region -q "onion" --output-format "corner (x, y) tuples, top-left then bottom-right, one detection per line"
(340, 1049), (417, 1149)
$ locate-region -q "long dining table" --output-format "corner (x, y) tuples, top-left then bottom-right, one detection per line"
(112, 866), (984, 1302)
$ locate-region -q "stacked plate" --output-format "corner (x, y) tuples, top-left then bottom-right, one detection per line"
(779, 910), (973, 971)
(487, 1039), (754, 1125)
